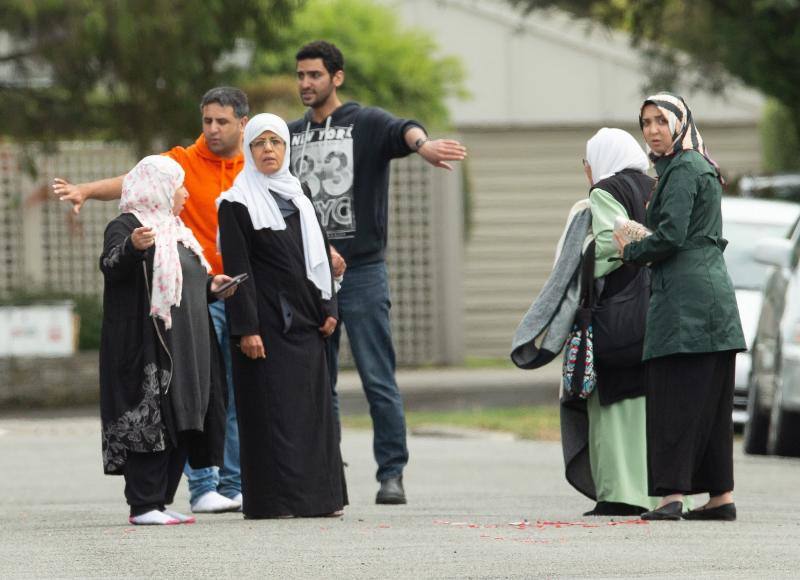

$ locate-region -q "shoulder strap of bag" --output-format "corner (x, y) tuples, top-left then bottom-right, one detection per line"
(617, 173), (648, 223)
(579, 240), (595, 308)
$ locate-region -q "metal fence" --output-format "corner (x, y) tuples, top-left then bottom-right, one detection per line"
(0, 141), (463, 367)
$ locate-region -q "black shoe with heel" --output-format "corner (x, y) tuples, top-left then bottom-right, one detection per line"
(583, 501), (647, 517)
(641, 501), (683, 521)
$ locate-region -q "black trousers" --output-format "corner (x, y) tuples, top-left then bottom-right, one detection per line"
(645, 350), (736, 497)
(123, 440), (188, 516)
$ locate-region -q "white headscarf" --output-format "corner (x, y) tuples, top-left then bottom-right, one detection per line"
(585, 127), (650, 184)
(120, 155), (210, 329)
(217, 113), (331, 299)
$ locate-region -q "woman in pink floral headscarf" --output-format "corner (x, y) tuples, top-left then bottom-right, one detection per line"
(99, 155), (236, 526)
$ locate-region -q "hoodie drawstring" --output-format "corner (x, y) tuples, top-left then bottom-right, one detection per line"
(300, 121), (312, 176)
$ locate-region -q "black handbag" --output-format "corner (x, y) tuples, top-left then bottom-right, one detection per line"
(591, 266), (650, 368)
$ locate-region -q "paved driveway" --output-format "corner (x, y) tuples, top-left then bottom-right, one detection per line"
(1, 411), (798, 578)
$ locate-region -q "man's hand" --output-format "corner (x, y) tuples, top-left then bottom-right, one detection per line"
(52, 174), (125, 214)
(131, 227), (155, 251)
(416, 139), (467, 171)
(240, 334), (266, 359)
(330, 246), (346, 277)
(53, 178), (87, 215)
(319, 316), (337, 338)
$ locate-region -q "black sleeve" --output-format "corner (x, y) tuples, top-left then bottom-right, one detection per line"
(99, 216), (146, 282)
(218, 200), (260, 337)
(362, 107), (425, 160)
(205, 275), (218, 304)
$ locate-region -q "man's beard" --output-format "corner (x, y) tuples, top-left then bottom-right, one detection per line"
(303, 86), (334, 109)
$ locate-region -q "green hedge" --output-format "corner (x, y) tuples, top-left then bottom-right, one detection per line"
(762, 99), (800, 173)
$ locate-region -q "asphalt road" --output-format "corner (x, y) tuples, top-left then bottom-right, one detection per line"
(1, 411), (799, 578)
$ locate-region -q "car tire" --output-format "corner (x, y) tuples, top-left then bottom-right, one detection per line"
(743, 379), (769, 455)
(767, 388), (800, 457)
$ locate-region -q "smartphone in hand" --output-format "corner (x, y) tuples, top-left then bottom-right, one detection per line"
(214, 272), (249, 295)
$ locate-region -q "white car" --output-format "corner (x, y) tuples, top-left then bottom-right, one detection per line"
(721, 197), (800, 427)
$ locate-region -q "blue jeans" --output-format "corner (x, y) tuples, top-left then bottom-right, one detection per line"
(184, 300), (241, 503)
(327, 261), (409, 481)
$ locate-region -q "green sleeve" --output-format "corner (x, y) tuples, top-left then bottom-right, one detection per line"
(624, 163), (696, 264)
(590, 188), (628, 278)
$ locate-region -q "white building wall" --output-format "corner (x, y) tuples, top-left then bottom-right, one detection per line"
(382, 0), (763, 126)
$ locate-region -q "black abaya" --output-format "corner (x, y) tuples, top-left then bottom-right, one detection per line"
(218, 197), (347, 518)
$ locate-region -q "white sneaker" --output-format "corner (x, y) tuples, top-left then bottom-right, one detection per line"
(163, 509), (196, 524)
(128, 510), (180, 525)
(232, 493), (243, 513)
(190, 491), (242, 514)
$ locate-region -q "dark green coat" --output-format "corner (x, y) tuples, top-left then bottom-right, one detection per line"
(623, 150), (745, 360)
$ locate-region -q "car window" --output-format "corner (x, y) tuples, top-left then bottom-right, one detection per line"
(792, 218), (800, 268)
(738, 175), (800, 202)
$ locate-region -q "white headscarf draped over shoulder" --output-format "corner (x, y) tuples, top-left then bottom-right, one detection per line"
(585, 127), (649, 185)
(120, 155), (210, 329)
(217, 113), (331, 299)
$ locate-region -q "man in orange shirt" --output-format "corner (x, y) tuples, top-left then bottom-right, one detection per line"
(54, 87), (248, 514)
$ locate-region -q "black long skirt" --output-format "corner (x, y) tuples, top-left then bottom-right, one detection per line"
(645, 351), (735, 496)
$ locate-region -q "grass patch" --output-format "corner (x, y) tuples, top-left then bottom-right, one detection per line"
(342, 406), (560, 441)
(463, 357), (516, 369)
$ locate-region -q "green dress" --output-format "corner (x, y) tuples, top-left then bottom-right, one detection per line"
(588, 188), (656, 510)
(623, 150), (745, 360)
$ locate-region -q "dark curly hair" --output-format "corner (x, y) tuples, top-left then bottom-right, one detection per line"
(295, 40), (344, 75)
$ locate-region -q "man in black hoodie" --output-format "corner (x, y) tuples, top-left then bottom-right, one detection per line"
(288, 40), (467, 505)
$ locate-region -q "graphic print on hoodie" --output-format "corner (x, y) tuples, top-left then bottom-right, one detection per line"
(288, 102), (422, 267)
(291, 115), (356, 240)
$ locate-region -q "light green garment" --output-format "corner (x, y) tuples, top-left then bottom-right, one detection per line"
(589, 188), (627, 278)
(588, 187), (656, 508)
(587, 394), (657, 509)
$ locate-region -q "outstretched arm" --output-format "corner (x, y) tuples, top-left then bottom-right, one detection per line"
(53, 174), (125, 215)
(99, 220), (148, 282)
(404, 126), (467, 171)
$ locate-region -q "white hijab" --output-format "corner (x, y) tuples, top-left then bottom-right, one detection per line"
(217, 113), (331, 299)
(120, 155), (210, 329)
(585, 127), (649, 184)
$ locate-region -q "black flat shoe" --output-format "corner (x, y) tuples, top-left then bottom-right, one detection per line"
(583, 501), (648, 517)
(641, 501), (683, 521)
(682, 503), (736, 521)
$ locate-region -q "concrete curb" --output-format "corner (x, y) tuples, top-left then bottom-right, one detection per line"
(337, 364), (562, 414)
(0, 352), (563, 413)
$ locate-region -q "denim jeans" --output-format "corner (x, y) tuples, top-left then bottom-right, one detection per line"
(184, 300), (241, 503)
(327, 260), (409, 481)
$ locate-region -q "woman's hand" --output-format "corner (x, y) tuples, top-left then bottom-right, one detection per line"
(131, 226), (155, 251)
(240, 334), (266, 359)
(319, 316), (337, 338)
(613, 231), (629, 255)
(210, 274), (237, 299)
